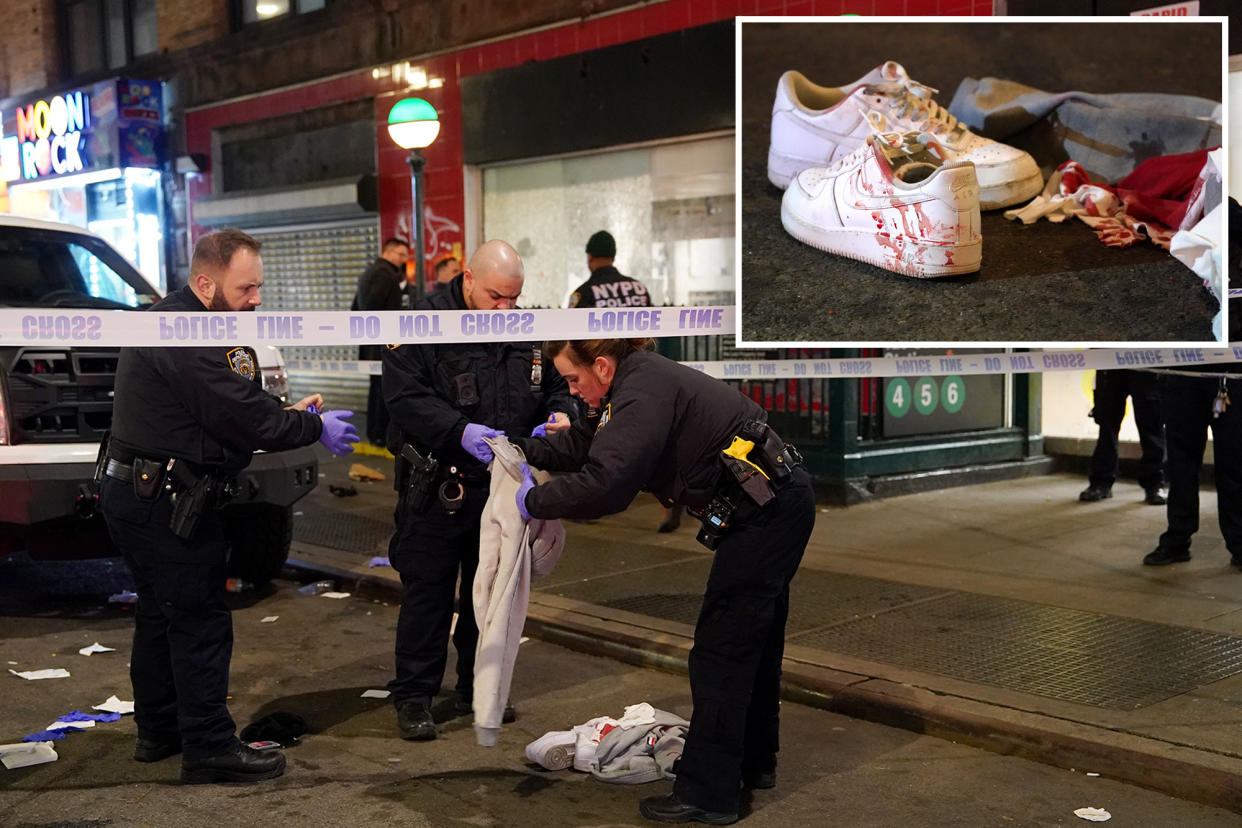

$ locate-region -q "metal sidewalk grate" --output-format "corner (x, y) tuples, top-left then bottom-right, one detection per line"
(292, 511), (392, 553)
(790, 591), (1242, 709)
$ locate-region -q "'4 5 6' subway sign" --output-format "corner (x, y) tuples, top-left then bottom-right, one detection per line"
(15, 90), (90, 179)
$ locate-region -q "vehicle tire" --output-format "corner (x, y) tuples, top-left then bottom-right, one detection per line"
(222, 504), (293, 585)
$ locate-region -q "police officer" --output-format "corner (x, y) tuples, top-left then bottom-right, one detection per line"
(568, 231), (654, 308)
(1079, 369), (1167, 504)
(354, 237), (410, 443)
(100, 229), (359, 784)
(382, 239), (572, 741)
(512, 339), (815, 825)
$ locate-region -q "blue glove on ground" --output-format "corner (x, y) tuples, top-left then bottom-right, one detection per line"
(319, 410), (360, 455)
(530, 414), (557, 438)
(516, 462), (535, 521)
(461, 423), (503, 463)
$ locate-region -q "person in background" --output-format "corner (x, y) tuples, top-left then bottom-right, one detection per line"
(355, 237), (409, 444)
(1078, 369), (1167, 505)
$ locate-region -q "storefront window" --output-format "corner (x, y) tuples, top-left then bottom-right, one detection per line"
(480, 134), (734, 308)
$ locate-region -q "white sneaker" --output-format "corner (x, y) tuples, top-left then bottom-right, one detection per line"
(781, 132), (982, 278)
(768, 61), (1041, 209)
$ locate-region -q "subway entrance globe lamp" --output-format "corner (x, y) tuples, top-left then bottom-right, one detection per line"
(387, 97), (440, 300)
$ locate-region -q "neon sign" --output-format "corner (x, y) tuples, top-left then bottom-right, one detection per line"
(15, 91), (90, 179)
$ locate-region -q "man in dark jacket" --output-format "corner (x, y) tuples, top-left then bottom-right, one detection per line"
(355, 237), (409, 443)
(101, 229), (358, 784)
(382, 239), (572, 740)
(568, 230), (653, 309)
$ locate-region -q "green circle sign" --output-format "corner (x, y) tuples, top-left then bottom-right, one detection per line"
(941, 375), (965, 413)
(886, 378), (911, 417)
(913, 377), (938, 415)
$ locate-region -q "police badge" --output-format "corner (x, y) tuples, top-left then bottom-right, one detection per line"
(227, 347), (256, 380)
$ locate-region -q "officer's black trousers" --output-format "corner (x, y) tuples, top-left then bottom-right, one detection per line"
(1088, 369), (1166, 491)
(387, 480), (487, 704)
(99, 476), (237, 760)
(1159, 375), (1242, 557)
(673, 466), (816, 814)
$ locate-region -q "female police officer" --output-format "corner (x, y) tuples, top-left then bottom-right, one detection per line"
(512, 338), (815, 825)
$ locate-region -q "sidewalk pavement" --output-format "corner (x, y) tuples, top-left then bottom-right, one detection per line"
(293, 453), (1242, 813)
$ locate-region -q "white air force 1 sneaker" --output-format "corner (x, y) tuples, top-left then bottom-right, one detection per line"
(781, 132), (982, 278)
(768, 61), (1041, 210)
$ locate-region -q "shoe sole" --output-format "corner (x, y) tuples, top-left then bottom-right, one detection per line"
(181, 764), (285, 784)
(781, 202), (981, 278)
(401, 727), (438, 741)
(1144, 554), (1191, 566)
(637, 801), (739, 825)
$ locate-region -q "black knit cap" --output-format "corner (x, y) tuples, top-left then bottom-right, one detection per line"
(585, 230), (616, 258)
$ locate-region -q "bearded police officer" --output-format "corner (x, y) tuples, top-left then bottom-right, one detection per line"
(382, 239), (572, 741)
(100, 229), (359, 784)
(567, 230), (653, 308)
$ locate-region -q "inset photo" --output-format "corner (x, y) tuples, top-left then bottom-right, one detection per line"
(739, 18), (1226, 344)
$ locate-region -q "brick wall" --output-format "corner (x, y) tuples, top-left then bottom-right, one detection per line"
(0, 0), (57, 98)
(158, 1), (228, 53)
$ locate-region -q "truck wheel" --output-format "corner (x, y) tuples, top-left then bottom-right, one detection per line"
(222, 504), (293, 585)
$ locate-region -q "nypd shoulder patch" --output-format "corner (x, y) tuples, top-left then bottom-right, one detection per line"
(596, 403), (611, 431)
(227, 347), (256, 380)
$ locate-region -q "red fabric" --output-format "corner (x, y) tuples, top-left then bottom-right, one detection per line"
(1114, 149), (1211, 229)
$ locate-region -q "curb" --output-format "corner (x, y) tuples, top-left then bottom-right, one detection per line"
(287, 552), (1242, 815)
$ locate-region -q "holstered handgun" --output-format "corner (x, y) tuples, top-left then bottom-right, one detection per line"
(399, 443), (439, 512)
(76, 432), (111, 518)
(166, 459), (212, 539)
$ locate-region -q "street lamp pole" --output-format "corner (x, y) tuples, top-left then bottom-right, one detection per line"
(407, 148), (427, 302)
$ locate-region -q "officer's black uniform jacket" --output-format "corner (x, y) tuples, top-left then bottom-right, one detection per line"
(568, 266), (652, 308)
(517, 349), (764, 520)
(382, 274), (573, 478)
(110, 285), (323, 473)
(355, 257), (404, 361)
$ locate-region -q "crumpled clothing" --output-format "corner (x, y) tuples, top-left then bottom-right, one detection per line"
(473, 436), (565, 746)
(1169, 148), (1224, 337)
(1004, 150), (1214, 250)
(948, 77), (1220, 184)
(590, 707), (689, 785)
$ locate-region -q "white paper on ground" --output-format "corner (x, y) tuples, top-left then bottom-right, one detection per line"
(78, 642), (116, 656)
(91, 695), (135, 715)
(9, 668), (70, 680)
(320, 592), (351, 599)
(261, 616), (279, 623)
(46, 720), (95, 731)
(0, 742), (58, 769)
(360, 689), (391, 699)
(1074, 807), (1111, 822)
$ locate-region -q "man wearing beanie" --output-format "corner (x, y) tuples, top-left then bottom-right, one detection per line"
(568, 230), (653, 309)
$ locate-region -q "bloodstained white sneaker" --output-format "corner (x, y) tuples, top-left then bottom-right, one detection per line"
(768, 60), (1041, 210)
(781, 132), (982, 278)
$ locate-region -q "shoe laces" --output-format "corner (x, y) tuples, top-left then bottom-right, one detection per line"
(859, 64), (960, 137)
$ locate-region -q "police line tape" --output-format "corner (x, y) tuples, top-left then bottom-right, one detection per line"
(0, 306), (730, 347)
(286, 346), (1242, 380)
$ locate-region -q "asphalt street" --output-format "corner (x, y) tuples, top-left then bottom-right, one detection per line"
(2, 557), (1241, 827)
(739, 21), (1223, 342)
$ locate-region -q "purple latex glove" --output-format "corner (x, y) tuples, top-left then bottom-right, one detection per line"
(319, 410), (360, 455)
(461, 422), (504, 463)
(530, 414), (556, 438)
(515, 462), (536, 521)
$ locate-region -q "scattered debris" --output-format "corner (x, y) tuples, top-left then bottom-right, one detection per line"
(9, 668), (70, 681)
(348, 463), (385, 482)
(78, 642), (115, 657)
(1, 742), (58, 769)
(328, 484), (358, 498)
(261, 616), (279, 623)
(92, 696), (135, 715)
(367, 556), (390, 568)
(361, 689), (390, 699)
(298, 581), (334, 596)
(321, 591), (351, 599)
(21, 730), (67, 742)
(1074, 807), (1111, 822)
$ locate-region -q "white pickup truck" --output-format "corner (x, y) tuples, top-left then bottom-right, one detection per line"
(0, 215), (317, 583)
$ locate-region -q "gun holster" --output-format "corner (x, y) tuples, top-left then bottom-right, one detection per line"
(77, 432), (112, 519)
(166, 460), (211, 539)
(399, 443), (439, 512)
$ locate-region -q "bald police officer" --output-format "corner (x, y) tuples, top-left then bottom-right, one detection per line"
(101, 229), (358, 784)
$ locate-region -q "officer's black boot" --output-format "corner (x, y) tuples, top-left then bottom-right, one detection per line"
(1078, 484), (1113, 502)
(133, 733), (181, 762)
(396, 699), (437, 741)
(639, 792), (738, 825)
(180, 742), (285, 784)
